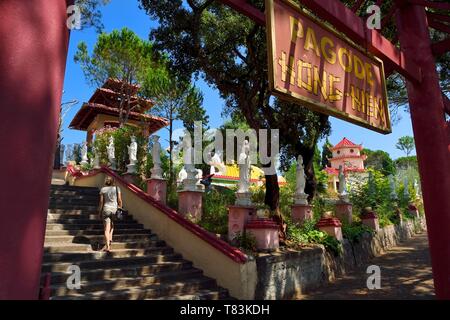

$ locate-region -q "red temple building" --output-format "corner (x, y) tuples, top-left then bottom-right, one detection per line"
(69, 78), (168, 143)
(324, 137), (367, 192)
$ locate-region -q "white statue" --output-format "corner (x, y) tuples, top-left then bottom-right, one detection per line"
(403, 177), (409, 198)
(338, 165), (349, 202)
(178, 167), (187, 185)
(181, 135), (198, 191)
(92, 146), (100, 169)
(294, 155), (308, 205)
(389, 175), (397, 200)
(209, 151), (226, 175)
(150, 135), (163, 179)
(237, 140), (251, 193)
(107, 136), (116, 170)
(80, 142), (89, 165)
(151, 135), (162, 166)
(414, 179), (421, 198)
(128, 136), (138, 165)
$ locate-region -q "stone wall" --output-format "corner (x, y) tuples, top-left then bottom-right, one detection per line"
(254, 217), (427, 300)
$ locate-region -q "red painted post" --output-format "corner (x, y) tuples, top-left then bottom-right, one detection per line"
(0, 0), (71, 299)
(396, 3), (450, 299)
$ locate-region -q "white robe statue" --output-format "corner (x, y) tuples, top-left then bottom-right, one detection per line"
(92, 146), (100, 169)
(80, 142), (89, 165)
(237, 140), (251, 194)
(181, 135), (198, 191)
(209, 151), (226, 175)
(128, 136), (138, 165)
(294, 155), (308, 204)
(107, 136), (116, 170)
(389, 175), (397, 200)
(150, 135), (163, 179)
(338, 165), (349, 202)
(178, 167), (187, 185)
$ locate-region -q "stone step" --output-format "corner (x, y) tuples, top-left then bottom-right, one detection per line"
(50, 186), (99, 192)
(45, 223), (143, 231)
(47, 213), (135, 220)
(49, 198), (99, 205)
(155, 288), (230, 300)
(44, 233), (158, 244)
(49, 193), (99, 199)
(47, 209), (97, 215)
(50, 190), (100, 196)
(44, 240), (166, 253)
(51, 277), (217, 300)
(50, 269), (205, 296)
(46, 217), (137, 225)
(41, 253), (183, 273)
(42, 260), (193, 284)
(42, 246), (175, 263)
(45, 228), (149, 237)
(47, 204), (99, 211)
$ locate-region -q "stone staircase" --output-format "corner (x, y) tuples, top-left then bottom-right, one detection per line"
(42, 184), (231, 300)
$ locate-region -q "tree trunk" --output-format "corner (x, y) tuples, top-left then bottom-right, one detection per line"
(264, 173), (280, 211)
(301, 145), (317, 202)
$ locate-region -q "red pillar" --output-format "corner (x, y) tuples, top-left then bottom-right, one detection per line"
(0, 0), (71, 299)
(396, 3), (450, 299)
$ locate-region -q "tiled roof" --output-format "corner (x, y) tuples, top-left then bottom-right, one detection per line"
(331, 137), (363, 150)
(69, 103), (168, 133)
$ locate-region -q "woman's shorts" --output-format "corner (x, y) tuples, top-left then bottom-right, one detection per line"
(102, 207), (116, 224)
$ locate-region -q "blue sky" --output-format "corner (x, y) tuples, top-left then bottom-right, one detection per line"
(62, 0), (416, 160)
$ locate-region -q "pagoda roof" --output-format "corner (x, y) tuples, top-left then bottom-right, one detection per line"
(331, 137), (363, 151)
(87, 78), (155, 113)
(69, 102), (168, 133)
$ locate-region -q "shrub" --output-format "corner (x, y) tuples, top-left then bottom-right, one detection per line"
(199, 187), (236, 235)
(342, 223), (374, 243)
(233, 231), (257, 251)
(286, 219), (342, 256)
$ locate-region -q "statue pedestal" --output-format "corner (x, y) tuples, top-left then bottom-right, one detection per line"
(228, 205), (256, 241)
(126, 163), (137, 174)
(293, 193), (308, 205)
(178, 190), (204, 222)
(122, 173), (138, 186)
(150, 166), (163, 180)
(146, 178), (167, 205)
(335, 202), (353, 224)
(235, 192), (252, 207)
(361, 210), (380, 231)
(291, 204), (313, 224)
(315, 217), (343, 241)
(245, 219), (279, 251)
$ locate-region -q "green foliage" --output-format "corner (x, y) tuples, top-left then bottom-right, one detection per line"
(342, 223), (374, 243)
(93, 126), (146, 176)
(233, 231), (257, 252)
(286, 219), (342, 256)
(200, 188), (236, 235)
(395, 156), (418, 171)
(396, 136), (415, 157)
(362, 149), (396, 176)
